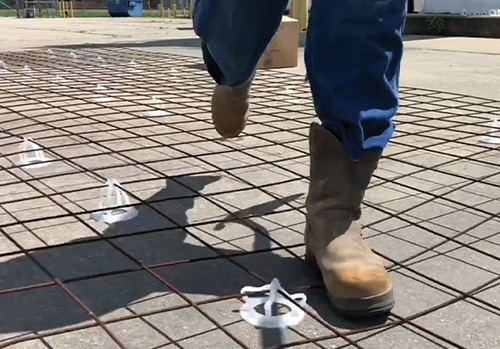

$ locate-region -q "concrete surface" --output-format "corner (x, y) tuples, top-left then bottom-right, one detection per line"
(0, 17), (195, 51)
(0, 17), (499, 349)
(1, 18), (500, 101)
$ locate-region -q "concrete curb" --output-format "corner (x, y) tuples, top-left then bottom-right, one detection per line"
(404, 14), (500, 38)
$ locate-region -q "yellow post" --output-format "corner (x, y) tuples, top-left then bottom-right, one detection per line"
(70, 1), (74, 18)
(173, 4), (176, 18)
(58, 1), (62, 17)
(33, 5), (36, 17)
(61, 1), (65, 18)
(189, 4), (193, 19)
(166, 8), (170, 18)
(291, 0), (309, 32)
(157, 4), (162, 17)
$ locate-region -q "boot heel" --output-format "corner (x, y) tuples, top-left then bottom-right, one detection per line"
(304, 220), (319, 270)
(305, 248), (319, 270)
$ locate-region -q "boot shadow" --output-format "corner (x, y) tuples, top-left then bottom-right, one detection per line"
(0, 175), (330, 342)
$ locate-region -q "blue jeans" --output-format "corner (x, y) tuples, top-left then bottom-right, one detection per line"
(193, 0), (407, 160)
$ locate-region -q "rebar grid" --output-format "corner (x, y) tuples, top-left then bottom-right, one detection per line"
(0, 48), (498, 349)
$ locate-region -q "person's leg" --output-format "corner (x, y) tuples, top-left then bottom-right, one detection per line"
(306, 0), (406, 159)
(304, 0), (407, 318)
(193, 0), (288, 137)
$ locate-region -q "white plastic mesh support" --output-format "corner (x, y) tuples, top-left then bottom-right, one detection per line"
(239, 278), (308, 329)
(283, 86), (299, 104)
(91, 179), (139, 224)
(97, 56), (106, 66)
(19, 137), (51, 168)
(128, 60), (143, 73)
(93, 84), (114, 103)
(483, 119), (500, 144)
(148, 96), (171, 117)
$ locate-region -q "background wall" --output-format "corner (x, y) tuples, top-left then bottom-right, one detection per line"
(424, 0), (500, 14)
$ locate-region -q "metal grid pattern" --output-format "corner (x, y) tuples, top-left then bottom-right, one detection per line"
(0, 48), (498, 349)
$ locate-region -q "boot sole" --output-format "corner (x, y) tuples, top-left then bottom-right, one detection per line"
(327, 288), (395, 319)
(305, 251), (395, 318)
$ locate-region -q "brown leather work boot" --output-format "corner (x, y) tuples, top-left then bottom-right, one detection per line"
(211, 74), (254, 138)
(305, 123), (394, 318)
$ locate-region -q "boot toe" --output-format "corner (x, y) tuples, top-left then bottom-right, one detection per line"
(212, 114), (247, 138)
(324, 263), (394, 318)
(211, 86), (249, 138)
(333, 264), (392, 297)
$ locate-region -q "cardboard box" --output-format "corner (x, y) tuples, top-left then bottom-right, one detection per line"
(258, 16), (299, 69)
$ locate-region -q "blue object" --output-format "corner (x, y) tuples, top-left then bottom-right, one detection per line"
(194, 0), (408, 160)
(108, 0), (143, 17)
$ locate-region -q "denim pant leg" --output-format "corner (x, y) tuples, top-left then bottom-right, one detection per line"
(193, 0), (288, 87)
(306, 0), (407, 160)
